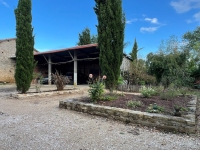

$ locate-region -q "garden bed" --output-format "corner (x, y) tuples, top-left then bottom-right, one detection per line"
(59, 94), (197, 134)
(80, 94), (193, 116)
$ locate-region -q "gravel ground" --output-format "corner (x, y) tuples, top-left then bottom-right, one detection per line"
(0, 84), (200, 150)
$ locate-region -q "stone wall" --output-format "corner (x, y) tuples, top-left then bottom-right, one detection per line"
(121, 56), (131, 72)
(0, 38), (39, 83)
(59, 95), (197, 134)
(0, 38), (16, 83)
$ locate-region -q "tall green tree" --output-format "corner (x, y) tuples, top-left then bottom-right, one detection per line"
(183, 26), (200, 78)
(77, 27), (98, 45)
(129, 38), (138, 61)
(146, 36), (193, 88)
(15, 0), (35, 93)
(94, 0), (125, 92)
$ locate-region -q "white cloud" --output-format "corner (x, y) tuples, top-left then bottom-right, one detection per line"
(0, 0), (9, 7)
(193, 11), (200, 21)
(126, 19), (138, 24)
(140, 27), (159, 33)
(144, 18), (159, 24)
(170, 0), (200, 13)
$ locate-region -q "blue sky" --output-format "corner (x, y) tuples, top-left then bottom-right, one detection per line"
(0, 0), (200, 58)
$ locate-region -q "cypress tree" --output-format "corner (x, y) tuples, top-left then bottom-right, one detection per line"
(130, 38), (138, 61)
(15, 0), (35, 93)
(94, 0), (125, 92)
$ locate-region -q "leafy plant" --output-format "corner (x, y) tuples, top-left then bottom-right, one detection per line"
(178, 87), (189, 96)
(88, 74), (106, 102)
(126, 100), (143, 108)
(139, 86), (156, 98)
(160, 85), (179, 100)
(33, 72), (43, 93)
(147, 103), (164, 113)
(102, 94), (117, 101)
(152, 86), (164, 96)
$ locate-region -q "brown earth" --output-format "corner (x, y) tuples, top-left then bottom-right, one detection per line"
(81, 94), (192, 116)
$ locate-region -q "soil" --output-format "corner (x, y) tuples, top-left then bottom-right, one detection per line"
(81, 94), (192, 116)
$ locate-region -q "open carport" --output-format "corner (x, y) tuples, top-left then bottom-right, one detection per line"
(34, 44), (100, 85)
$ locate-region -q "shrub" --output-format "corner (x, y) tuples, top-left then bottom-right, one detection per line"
(88, 74), (106, 102)
(51, 70), (70, 91)
(160, 85), (179, 100)
(152, 85), (164, 96)
(178, 87), (189, 96)
(147, 103), (164, 113)
(139, 86), (156, 98)
(102, 94), (117, 101)
(126, 100), (143, 108)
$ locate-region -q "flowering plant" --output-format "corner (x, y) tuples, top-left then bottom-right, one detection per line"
(88, 74), (106, 102)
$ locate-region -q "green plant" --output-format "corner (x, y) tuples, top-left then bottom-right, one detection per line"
(178, 87), (189, 96)
(139, 86), (156, 98)
(15, 0), (35, 93)
(33, 72), (43, 93)
(160, 85), (179, 100)
(147, 103), (164, 113)
(88, 74), (106, 102)
(94, 0), (125, 92)
(117, 76), (124, 85)
(126, 100), (143, 108)
(152, 86), (164, 96)
(102, 94), (117, 101)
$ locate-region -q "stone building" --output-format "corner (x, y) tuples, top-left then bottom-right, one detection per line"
(0, 38), (16, 83)
(0, 38), (38, 83)
(0, 38), (131, 84)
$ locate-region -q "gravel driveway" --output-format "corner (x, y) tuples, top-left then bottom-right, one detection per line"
(0, 85), (200, 150)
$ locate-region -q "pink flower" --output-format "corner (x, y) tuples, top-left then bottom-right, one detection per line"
(89, 74), (93, 78)
(102, 75), (106, 79)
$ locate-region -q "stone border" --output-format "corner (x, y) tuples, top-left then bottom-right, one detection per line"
(11, 89), (81, 99)
(59, 95), (197, 134)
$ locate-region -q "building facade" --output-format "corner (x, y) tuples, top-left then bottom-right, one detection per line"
(0, 38), (16, 83)
(0, 38), (131, 84)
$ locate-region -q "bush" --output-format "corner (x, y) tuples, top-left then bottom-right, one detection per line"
(160, 85), (178, 100)
(51, 70), (70, 91)
(139, 86), (156, 98)
(152, 86), (164, 96)
(88, 74), (106, 102)
(147, 103), (164, 113)
(126, 100), (143, 108)
(102, 94), (117, 101)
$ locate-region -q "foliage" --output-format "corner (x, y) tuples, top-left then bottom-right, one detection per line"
(33, 72), (43, 93)
(117, 76), (124, 85)
(147, 103), (164, 113)
(183, 27), (200, 79)
(146, 35), (194, 88)
(178, 87), (189, 97)
(14, 0), (35, 93)
(129, 38), (138, 61)
(152, 86), (164, 96)
(91, 34), (98, 44)
(139, 86), (156, 98)
(160, 84), (179, 100)
(77, 27), (97, 45)
(122, 59), (156, 85)
(51, 70), (70, 91)
(102, 94), (117, 101)
(126, 100), (143, 108)
(94, 0), (125, 92)
(88, 74), (106, 102)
